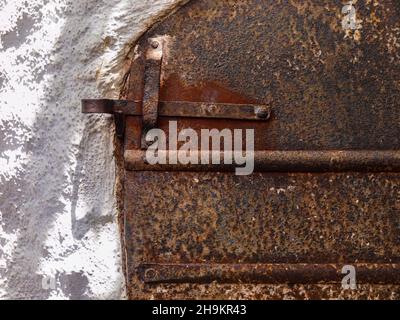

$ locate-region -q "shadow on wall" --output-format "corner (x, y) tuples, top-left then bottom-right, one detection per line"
(0, 0), (119, 299)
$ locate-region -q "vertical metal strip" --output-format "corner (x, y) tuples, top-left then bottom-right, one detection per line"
(141, 39), (163, 148)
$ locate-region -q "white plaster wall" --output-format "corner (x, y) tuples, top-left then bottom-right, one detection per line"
(0, 0), (185, 300)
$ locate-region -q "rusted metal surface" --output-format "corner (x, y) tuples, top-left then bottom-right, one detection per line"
(125, 150), (400, 172)
(138, 263), (400, 285)
(125, 171), (400, 299)
(125, 172), (400, 264)
(133, 0), (400, 151)
(129, 283), (400, 300)
(114, 111), (126, 138)
(117, 0), (400, 299)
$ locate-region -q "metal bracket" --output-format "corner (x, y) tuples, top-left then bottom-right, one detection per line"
(142, 38), (163, 148)
(82, 97), (272, 140)
(82, 99), (271, 119)
(81, 99), (129, 138)
(82, 38), (272, 142)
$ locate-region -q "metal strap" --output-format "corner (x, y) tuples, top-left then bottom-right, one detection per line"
(82, 99), (271, 121)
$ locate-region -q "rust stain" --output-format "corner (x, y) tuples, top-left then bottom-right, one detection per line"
(160, 74), (259, 105)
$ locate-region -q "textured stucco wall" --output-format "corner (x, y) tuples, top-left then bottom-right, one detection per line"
(0, 0), (184, 300)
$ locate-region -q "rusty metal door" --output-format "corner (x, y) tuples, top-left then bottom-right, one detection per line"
(84, 0), (400, 299)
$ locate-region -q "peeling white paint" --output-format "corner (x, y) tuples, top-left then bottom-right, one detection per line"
(0, 0), (185, 300)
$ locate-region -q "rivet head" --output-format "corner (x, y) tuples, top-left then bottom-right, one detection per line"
(256, 106), (271, 120)
(150, 41), (159, 49)
(144, 268), (157, 280)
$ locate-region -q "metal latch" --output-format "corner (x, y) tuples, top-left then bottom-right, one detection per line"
(82, 39), (271, 147)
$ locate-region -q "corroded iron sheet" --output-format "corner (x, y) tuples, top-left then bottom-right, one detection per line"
(122, 0), (400, 299)
(125, 172), (400, 265)
(125, 172), (400, 298)
(130, 0), (400, 151)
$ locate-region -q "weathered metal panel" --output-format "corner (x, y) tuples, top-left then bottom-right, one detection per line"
(121, 0), (400, 299)
(125, 172), (400, 264)
(133, 0), (400, 151)
(125, 171), (400, 298)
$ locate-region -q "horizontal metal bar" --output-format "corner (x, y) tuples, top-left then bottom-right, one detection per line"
(82, 99), (270, 120)
(138, 263), (400, 284)
(160, 101), (270, 120)
(125, 150), (400, 172)
(82, 99), (141, 115)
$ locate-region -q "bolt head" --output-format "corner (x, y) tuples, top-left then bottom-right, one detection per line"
(256, 107), (271, 119)
(150, 41), (159, 49)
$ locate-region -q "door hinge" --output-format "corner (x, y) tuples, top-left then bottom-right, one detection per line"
(82, 38), (271, 145)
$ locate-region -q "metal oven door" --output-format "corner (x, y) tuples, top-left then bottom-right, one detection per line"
(85, 0), (400, 299)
